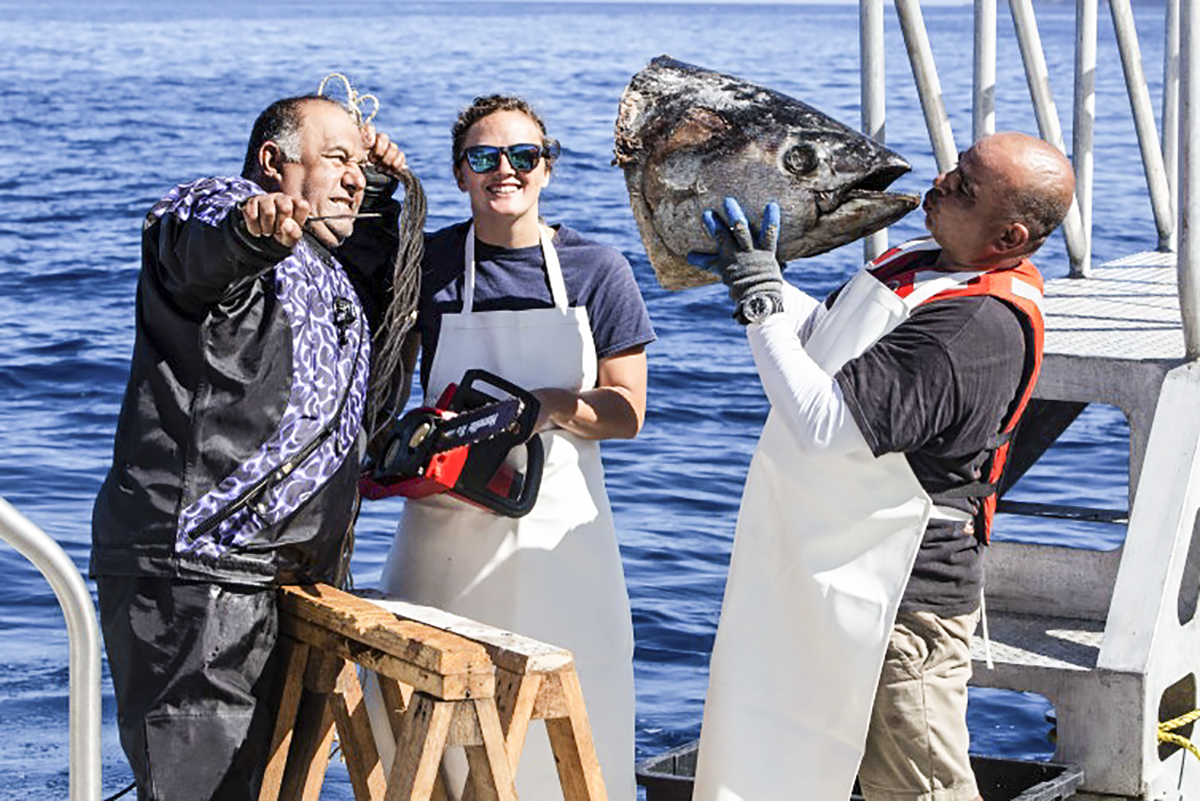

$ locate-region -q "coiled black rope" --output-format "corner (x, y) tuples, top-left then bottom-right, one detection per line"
(365, 168), (425, 448)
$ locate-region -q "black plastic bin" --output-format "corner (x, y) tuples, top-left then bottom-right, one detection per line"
(635, 740), (1084, 801)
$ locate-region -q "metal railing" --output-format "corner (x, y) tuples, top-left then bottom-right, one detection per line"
(0, 497), (101, 801)
(1181, 0), (1200, 356)
(860, 0), (1200, 359)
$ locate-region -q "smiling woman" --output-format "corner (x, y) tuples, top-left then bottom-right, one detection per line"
(364, 94), (656, 801)
(453, 105), (556, 247)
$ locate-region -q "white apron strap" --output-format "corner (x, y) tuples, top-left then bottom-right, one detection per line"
(462, 223), (567, 313)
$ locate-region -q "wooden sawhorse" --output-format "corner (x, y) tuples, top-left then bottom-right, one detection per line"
(258, 584), (609, 801)
(359, 592), (608, 801)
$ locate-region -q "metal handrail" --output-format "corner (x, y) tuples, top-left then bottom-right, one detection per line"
(1110, 0), (1175, 250)
(861, 0), (887, 263)
(0, 497), (101, 801)
(1074, 0), (1098, 278)
(1009, 0), (1090, 276)
(862, 0), (1200, 354)
(974, 0), (997, 142)
(1182, 0), (1200, 357)
(895, 0), (958, 173)
(1163, 0), (1181, 255)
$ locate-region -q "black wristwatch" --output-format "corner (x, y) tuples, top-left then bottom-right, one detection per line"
(738, 292), (782, 325)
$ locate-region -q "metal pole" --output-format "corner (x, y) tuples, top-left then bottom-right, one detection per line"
(1164, 0), (1181, 252)
(1009, 0), (1089, 274)
(0, 497), (101, 801)
(862, 0), (888, 262)
(974, 0), (997, 142)
(1074, 0), (1098, 277)
(1110, 0), (1175, 250)
(895, 0), (958, 173)
(1180, 0), (1200, 357)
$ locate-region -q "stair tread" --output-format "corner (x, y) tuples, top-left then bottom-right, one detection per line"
(970, 611), (1104, 671)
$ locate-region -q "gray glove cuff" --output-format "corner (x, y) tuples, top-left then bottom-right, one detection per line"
(723, 250), (784, 306)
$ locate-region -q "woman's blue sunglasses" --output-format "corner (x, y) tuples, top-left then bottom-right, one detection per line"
(458, 142), (561, 174)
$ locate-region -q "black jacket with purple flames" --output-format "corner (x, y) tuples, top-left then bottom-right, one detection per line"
(91, 175), (399, 586)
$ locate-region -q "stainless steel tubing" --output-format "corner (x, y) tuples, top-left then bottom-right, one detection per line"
(1164, 0), (1182, 252)
(895, 0), (958, 173)
(1009, 0), (1089, 275)
(861, 0), (888, 262)
(1110, 0), (1175, 251)
(974, 0), (996, 142)
(0, 496), (101, 801)
(1073, 0), (1097, 277)
(1180, 0), (1200, 357)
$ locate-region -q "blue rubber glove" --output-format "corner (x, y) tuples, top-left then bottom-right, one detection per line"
(687, 197), (784, 322)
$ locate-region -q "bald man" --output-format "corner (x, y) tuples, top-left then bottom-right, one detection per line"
(690, 132), (1076, 801)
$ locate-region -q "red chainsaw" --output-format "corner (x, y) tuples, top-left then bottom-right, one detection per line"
(359, 369), (544, 518)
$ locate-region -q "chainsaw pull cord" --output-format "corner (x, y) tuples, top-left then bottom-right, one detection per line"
(463, 223), (567, 314)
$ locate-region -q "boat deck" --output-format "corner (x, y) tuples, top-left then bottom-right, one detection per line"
(969, 252), (1186, 682)
(971, 613), (1104, 673)
(1041, 251), (1185, 363)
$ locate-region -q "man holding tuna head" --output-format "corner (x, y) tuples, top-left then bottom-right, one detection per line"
(689, 132), (1075, 801)
(91, 92), (417, 800)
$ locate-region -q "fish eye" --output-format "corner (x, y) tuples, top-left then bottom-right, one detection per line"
(782, 143), (818, 175)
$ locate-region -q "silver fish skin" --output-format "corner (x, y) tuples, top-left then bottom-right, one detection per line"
(614, 56), (921, 290)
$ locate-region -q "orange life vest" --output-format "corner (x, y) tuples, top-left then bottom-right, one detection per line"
(866, 237), (1045, 543)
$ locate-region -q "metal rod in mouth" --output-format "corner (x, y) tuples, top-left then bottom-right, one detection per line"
(306, 212), (384, 221)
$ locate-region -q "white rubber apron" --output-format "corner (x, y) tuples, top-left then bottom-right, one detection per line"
(694, 268), (970, 801)
(376, 224), (636, 801)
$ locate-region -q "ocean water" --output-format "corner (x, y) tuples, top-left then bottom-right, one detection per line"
(0, 0), (1162, 797)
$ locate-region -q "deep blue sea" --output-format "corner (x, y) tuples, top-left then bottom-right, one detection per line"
(0, 0), (1158, 797)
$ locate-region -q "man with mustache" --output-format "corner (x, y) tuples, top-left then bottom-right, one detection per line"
(91, 93), (415, 800)
(691, 132), (1075, 801)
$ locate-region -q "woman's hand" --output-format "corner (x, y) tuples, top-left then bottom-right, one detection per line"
(531, 346), (647, 440)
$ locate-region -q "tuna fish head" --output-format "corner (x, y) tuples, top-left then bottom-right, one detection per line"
(614, 56), (920, 290)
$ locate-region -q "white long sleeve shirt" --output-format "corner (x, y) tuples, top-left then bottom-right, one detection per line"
(745, 282), (871, 456)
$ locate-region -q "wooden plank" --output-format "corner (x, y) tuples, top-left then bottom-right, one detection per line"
(432, 768), (450, 801)
(446, 701), (483, 748)
(494, 670), (540, 768)
(462, 672), (543, 801)
(377, 675), (413, 751)
(304, 646), (345, 694)
(532, 671), (569, 720)
(281, 585), (492, 676)
(279, 687), (338, 801)
(281, 615), (494, 700)
(329, 662), (387, 801)
(544, 667), (608, 801)
(463, 699), (519, 801)
(357, 592), (574, 675)
(258, 637), (309, 801)
(386, 694), (455, 801)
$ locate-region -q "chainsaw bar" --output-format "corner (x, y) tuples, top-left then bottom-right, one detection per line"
(425, 397), (524, 454)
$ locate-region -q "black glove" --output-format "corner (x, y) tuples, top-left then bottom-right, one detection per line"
(688, 197), (784, 324)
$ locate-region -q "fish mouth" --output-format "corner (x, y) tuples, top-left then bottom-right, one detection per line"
(787, 170), (920, 259)
(813, 162), (913, 215)
(815, 186), (921, 216)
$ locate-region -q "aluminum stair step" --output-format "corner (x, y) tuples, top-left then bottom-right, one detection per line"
(970, 610), (1105, 674)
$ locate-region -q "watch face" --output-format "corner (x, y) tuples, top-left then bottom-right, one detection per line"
(743, 294), (773, 323)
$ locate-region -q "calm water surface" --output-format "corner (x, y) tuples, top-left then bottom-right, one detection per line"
(0, 1), (1159, 796)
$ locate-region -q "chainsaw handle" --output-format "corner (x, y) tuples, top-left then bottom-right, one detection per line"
(457, 368), (541, 443)
(454, 431), (545, 518)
